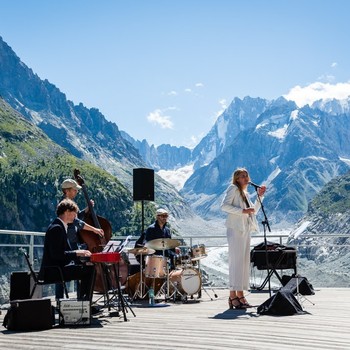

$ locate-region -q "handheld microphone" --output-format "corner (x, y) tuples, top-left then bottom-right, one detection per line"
(248, 181), (262, 189)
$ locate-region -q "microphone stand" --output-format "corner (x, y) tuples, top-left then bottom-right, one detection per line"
(251, 184), (272, 298)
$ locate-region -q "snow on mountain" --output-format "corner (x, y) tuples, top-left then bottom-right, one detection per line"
(182, 96), (350, 226)
(157, 164), (194, 191)
(312, 97), (350, 115)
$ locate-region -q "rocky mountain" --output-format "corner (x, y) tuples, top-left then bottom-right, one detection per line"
(120, 131), (192, 171)
(0, 97), (140, 233)
(191, 96), (269, 170)
(2, 34), (350, 231)
(289, 171), (350, 239)
(121, 93), (350, 228)
(286, 171), (350, 287)
(0, 36), (191, 219)
(122, 96), (268, 172)
(181, 97), (350, 225)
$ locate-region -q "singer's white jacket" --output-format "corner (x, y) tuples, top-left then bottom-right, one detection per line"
(221, 184), (262, 233)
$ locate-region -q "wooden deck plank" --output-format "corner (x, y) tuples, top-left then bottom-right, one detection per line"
(1, 288), (350, 349)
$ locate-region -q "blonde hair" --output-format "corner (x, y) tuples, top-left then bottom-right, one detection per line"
(232, 168), (250, 201)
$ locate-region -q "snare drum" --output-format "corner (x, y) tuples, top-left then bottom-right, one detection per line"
(144, 255), (167, 278)
(191, 244), (207, 261)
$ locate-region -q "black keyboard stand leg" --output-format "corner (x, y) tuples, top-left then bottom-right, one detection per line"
(112, 264), (136, 321)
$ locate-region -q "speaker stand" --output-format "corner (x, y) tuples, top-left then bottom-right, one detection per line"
(294, 273), (315, 307)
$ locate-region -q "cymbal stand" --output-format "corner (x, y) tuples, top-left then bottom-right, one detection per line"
(197, 259), (218, 300)
(155, 251), (184, 302)
(132, 253), (149, 300)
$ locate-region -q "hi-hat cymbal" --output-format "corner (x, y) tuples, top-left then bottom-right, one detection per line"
(145, 238), (181, 250)
(127, 247), (155, 255)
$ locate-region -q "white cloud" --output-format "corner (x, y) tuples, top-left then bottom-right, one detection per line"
(167, 90), (178, 96)
(185, 134), (203, 149)
(331, 62), (338, 68)
(214, 98), (228, 119)
(284, 82), (350, 107)
(195, 82), (204, 88)
(184, 88), (192, 93)
(317, 74), (335, 83)
(147, 109), (174, 129)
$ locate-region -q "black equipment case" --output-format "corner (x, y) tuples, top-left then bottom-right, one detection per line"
(3, 298), (54, 331)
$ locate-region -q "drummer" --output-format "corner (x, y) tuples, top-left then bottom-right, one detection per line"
(144, 208), (177, 269)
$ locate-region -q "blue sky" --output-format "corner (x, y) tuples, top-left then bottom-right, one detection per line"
(1, 0), (350, 147)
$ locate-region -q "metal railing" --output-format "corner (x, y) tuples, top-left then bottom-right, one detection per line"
(1, 228), (349, 301)
(1, 228), (349, 263)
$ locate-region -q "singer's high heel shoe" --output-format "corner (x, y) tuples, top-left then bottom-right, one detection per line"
(238, 296), (252, 308)
(228, 297), (243, 309)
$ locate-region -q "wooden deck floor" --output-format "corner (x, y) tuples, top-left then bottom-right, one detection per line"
(1, 288), (350, 350)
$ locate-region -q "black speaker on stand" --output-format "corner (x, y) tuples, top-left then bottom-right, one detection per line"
(133, 168), (155, 233)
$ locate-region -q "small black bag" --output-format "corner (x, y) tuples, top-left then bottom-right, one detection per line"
(3, 298), (54, 331)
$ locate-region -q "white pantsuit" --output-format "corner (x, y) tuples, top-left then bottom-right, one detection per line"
(221, 184), (262, 291)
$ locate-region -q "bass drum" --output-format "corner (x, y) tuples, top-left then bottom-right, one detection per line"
(169, 268), (201, 295)
(125, 272), (163, 298)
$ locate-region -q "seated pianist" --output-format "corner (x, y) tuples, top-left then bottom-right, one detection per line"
(39, 199), (96, 301)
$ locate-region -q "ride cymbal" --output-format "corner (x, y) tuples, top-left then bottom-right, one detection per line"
(127, 247), (155, 255)
(145, 238), (181, 250)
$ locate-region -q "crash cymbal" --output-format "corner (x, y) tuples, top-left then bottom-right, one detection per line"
(145, 238), (181, 250)
(127, 247), (155, 255)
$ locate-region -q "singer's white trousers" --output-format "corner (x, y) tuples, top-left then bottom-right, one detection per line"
(226, 227), (251, 291)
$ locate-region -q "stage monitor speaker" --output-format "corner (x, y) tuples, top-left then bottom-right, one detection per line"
(257, 291), (304, 316)
(281, 275), (315, 296)
(10, 271), (42, 300)
(133, 168), (154, 201)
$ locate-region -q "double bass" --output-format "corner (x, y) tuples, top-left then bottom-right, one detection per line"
(73, 169), (118, 293)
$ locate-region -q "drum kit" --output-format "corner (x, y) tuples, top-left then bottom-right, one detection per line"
(127, 238), (209, 303)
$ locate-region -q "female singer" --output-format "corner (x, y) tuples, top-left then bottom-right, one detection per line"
(221, 168), (266, 309)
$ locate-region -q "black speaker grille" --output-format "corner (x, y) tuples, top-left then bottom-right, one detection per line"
(133, 168), (154, 201)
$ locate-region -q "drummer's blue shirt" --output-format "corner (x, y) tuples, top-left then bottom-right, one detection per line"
(144, 221), (175, 259)
(145, 220), (171, 242)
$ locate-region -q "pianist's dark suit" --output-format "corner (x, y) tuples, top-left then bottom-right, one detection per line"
(39, 218), (95, 301)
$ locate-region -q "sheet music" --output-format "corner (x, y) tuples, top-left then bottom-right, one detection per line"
(102, 235), (133, 253)
(102, 240), (121, 252)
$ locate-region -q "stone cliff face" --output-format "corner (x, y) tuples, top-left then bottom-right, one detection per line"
(0, 36), (192, 219)
(181, 97), (350, 225)
(122, 93), (350, 226)
(0, 98), (133, 232)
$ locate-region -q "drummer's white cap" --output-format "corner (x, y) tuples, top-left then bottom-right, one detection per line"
(156, 208), (168, 216)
